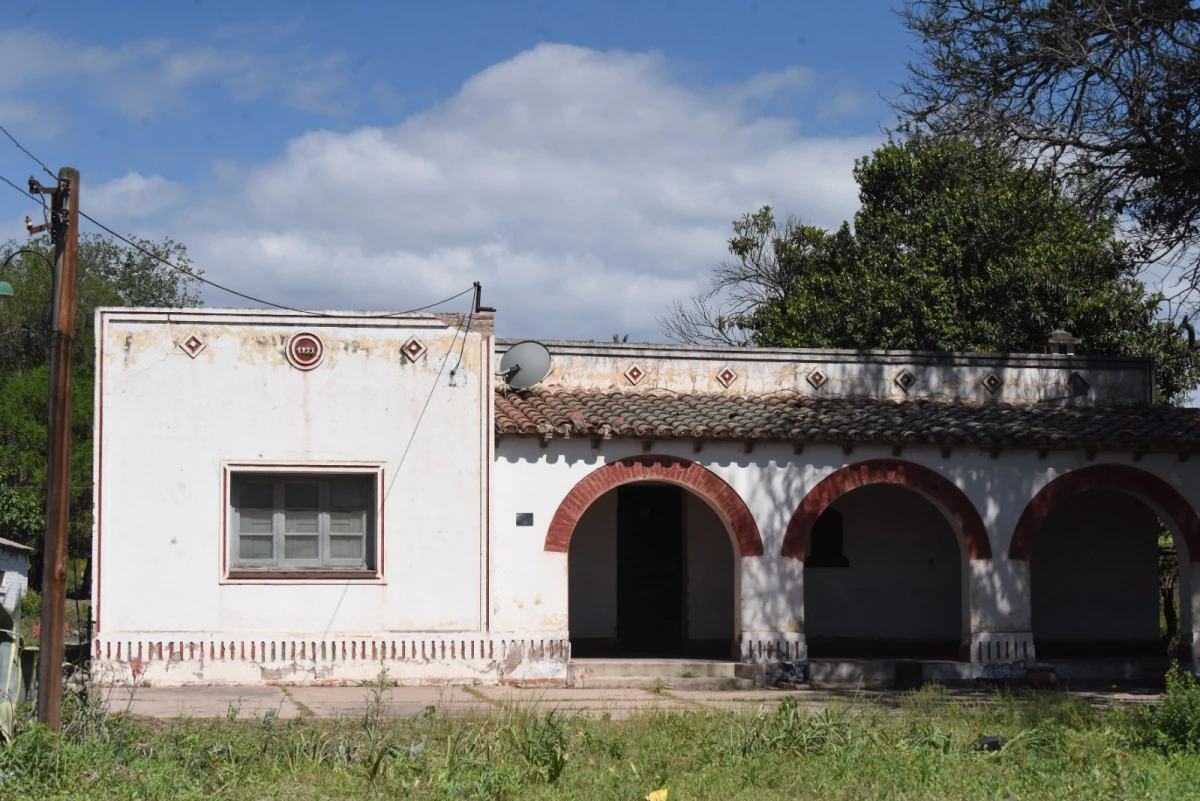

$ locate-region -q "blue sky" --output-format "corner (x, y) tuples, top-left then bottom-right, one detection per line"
(0, 1), (911, 341)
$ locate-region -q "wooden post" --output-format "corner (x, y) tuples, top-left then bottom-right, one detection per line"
(37, 167), (79, 729)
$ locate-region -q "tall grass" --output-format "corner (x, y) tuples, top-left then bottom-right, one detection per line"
(3, 679), (1200, 799)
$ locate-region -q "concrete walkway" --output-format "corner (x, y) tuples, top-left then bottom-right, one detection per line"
(113, 684), (1164, 720)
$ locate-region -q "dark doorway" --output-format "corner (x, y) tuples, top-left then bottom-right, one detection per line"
(1031, 489), (1170, 660)
(804, 485), (965, 661)
(617, 484), (684, 656)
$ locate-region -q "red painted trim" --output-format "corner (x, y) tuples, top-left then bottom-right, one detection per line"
(544, 454), (763, 556)
(483, 333), (492, 632)
(781, 459), (992, 561)
(95, 313), (105, 633)
(225, 570), (382, 581)
(221, 465), (385, 581)
(221, 467), (228, 577)
(223, 462), (384, 469)
(378, 468), (385, 578)
(1008, 463), (1200, 562)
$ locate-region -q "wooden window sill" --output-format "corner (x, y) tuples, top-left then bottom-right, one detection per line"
(225, 569), (381, 582)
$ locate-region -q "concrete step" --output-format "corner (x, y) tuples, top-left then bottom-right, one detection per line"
(570, 659), (738, 678)
(807, 659), (972, 690)
(568, 659), (766, 690)
(574, 676), (758, 691)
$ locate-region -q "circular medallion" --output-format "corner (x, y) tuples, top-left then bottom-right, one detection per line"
(286, 331), (325, 371)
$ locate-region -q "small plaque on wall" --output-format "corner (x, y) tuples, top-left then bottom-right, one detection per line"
(515, 513), (534, 527)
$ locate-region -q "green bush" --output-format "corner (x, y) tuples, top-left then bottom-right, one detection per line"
(1145, 663), (1200, 751)
(18, 589), (39, 622)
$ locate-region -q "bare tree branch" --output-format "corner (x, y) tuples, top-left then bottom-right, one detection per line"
(895, 0), (1200, 317)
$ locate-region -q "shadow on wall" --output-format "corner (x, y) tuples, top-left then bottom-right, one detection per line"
(504, 436), (1197, 664)
(804, 484), (964, 658)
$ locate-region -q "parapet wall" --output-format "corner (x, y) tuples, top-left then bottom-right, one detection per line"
(496, 340), (1154, 405)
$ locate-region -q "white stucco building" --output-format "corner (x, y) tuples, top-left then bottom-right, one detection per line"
(91, 308), (1200, 686)
(0, 537), (32, 614)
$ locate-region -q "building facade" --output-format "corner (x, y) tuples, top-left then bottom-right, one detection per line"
(92, 308), (1200, 686)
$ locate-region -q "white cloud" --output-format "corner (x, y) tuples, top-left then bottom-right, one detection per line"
(0, 97), (64, 139)
(166, 44), (876, 341)
(88, 172), (185, 221)
(724, 66), (814, 106)
(0, 28), (360, 121)
(819, 89), (866, 119)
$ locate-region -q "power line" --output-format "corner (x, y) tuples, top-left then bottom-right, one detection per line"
(7, 167), (477, 318)
(385, 296), (475, 501)
(0, 122), (480, 318)
(0, 171), (45, 208)
(8, 167), (476, 317)
(0, 171), (48, 239)
(0, 122), (56, 180)
(78, 209), (475, 318)
(450, 304), (476, 381)
(76, 208), (329, 313)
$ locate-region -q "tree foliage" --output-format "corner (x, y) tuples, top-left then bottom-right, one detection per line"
(662, 134), (1199, 402)
(896, 0), (1200, 314)
(0, 234), (202, 584)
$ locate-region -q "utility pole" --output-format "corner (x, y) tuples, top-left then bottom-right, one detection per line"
(37, 167), (79, 729)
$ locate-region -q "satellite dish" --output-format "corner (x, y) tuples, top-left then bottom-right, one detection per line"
(498, 340), (551, 388)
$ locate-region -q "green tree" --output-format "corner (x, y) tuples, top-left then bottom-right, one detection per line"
(662, 135), (1198, 402)
(896, 0), (1200, 316)
(0, 234), (202, 589)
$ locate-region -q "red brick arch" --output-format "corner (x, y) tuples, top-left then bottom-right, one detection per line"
(1008, 464), (1200, 562)
(544, 454), (763, 556)
(781, 459), (992, 561)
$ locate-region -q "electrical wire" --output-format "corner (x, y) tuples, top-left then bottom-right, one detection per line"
(1, 123), (480, 319)
(0, 171), (44, 207)
(76, 209), (476, 319)
(0, 170), (48, 239)
(449, 307), (475, 380)
(0, 122), (56, 180)
(386, 295), (475, 502)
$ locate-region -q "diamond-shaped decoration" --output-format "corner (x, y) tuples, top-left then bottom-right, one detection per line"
(981, 371), (1002, 394)
(806, 368), (828, 390)
(402, 336), (428, 363)
(1067, 371), (1091, 397)
(716, 367), (738, 389)
(179, 333), (206, 359)
(894, 369), (917, 393)
(624, 364), (645, 385)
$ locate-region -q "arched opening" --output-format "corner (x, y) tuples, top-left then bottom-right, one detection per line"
(783, 460), (986, 662)
(1029, 488), (1174, 660)
(1011, 465), (1200, 668)
(549, 455), (759, 660)
(803, 484), (967, 659)
(568, 483), (738, 658)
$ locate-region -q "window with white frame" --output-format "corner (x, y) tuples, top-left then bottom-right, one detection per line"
(230, 474), (375, 572)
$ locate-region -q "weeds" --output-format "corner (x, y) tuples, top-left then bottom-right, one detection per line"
(713, 697), (864, 765)
(1143, 661), (1200, 751)
(362, 664), (394, 781)
(2, 684), (1200, 799)
(502, 706), (569, 784)
(112, 657), (146, 759)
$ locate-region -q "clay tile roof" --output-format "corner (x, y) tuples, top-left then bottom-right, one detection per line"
(494, 388), (1200, 452)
